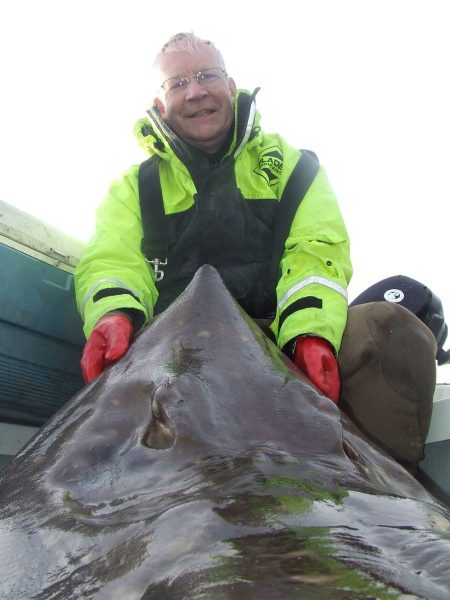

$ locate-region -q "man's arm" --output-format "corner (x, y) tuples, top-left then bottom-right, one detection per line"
(271, 161), (352, 401)
(74, 164), (158, 340)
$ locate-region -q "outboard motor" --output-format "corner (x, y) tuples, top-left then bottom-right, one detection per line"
(350, 275), (450, 366)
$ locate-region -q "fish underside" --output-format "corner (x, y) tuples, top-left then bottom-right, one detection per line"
(1, 266), (449, 599)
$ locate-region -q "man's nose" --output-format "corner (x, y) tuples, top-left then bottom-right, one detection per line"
(185, 78), (208, 100)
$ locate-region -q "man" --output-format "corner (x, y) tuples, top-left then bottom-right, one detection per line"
(75, 32), (352, 403)
(75, 34), (438, 474)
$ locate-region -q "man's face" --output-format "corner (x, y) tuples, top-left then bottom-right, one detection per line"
(154, 45), (236, 154)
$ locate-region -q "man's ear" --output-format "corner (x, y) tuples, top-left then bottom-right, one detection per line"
(153, 96), (166, 116)
(228, 77), (237, 98)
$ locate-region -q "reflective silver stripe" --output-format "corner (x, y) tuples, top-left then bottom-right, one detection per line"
(81, 278), (143, 320)
(278, 276), (348, 310)
(234, 99), (256, 159)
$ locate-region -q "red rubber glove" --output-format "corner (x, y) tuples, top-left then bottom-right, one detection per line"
(293, 336), (340, 404)
(81, 314), (134, 383)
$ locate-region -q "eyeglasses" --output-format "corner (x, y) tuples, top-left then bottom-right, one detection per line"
(161, 67), (227, 95)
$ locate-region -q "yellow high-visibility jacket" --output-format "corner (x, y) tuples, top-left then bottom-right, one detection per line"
(75, 89), (352, 353)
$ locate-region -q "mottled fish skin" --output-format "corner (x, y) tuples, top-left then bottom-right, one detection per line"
(0, 265), (449, 599)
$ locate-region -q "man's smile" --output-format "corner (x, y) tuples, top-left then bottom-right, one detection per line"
(188, 109), (216, 118)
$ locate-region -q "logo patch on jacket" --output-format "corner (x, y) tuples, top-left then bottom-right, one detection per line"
(254, 146), (283, 186)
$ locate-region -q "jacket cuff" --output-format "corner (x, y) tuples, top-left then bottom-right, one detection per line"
(113, 308), (146, 332)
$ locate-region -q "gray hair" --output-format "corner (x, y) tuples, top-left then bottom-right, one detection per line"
(153, 32), (227, 72)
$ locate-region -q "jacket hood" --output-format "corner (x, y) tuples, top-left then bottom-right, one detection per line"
(134, 88), (263, 164)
